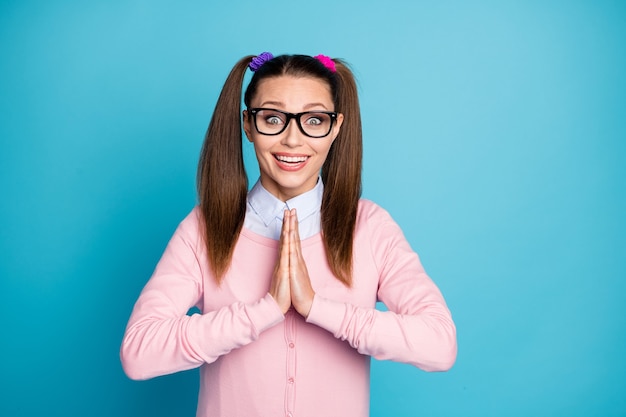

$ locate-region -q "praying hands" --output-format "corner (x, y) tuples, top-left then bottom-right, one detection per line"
(269, 208), (316, 317)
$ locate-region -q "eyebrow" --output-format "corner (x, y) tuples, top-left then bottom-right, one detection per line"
(258, 101), (331, 111)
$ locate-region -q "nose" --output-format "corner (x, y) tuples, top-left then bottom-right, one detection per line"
(280, 118), (305, 147)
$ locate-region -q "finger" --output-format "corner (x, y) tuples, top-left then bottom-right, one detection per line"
(289, 209), (299, 261)
(289, 209), (307, 280)
(280, 208), (288, 239)
(275, 210), (291, 275)
(279, 209), (290, 267)
(290, 209), (304, 260)
(291, 208), (299, 237)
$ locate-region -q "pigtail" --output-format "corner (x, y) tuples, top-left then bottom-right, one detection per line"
(197, 55), (254, 282)
(321, 59), (363, 287)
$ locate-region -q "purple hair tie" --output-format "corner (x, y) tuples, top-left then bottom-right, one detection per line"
(314, 54), (336, 73)
(249, 52), (274, 72)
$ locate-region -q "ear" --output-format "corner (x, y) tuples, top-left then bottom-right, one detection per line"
(330, 113), (344, 143)
(242, 110), (253, 142)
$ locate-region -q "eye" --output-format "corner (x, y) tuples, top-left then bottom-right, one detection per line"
(259, 110), (285, 125)
(303, 113), (328, 126)
(306, 117), (322, 125)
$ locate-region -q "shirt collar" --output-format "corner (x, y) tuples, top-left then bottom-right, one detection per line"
(247, 178), (324, 227)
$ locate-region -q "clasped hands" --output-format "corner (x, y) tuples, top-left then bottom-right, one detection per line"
(269, 208), (315, 318)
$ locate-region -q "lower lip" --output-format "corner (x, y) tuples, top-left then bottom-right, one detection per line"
(274, 156), (309, 172)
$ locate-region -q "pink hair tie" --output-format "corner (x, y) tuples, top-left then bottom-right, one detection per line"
(314, 54), (336, 73)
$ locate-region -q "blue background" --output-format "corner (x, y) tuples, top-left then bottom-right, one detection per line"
(1, 1), (625, 416)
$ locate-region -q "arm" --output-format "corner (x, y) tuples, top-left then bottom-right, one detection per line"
(306, 203), (457, 372)
(120, 210), (284, 380)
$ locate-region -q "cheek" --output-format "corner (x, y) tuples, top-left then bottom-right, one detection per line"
(251, 138), (273, 159)
(315, 141), (334, 158)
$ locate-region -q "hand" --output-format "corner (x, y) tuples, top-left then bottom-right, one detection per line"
(268, 209), (315, 317)
(269, 211), (292, 315)
(286, 209), (315, 318)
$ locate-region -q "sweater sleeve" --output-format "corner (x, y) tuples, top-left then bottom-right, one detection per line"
(120, 210), (284, 380)
(306, 203), (457, 372)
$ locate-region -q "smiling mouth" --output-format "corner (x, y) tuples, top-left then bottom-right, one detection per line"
(274, 154), (309, 164)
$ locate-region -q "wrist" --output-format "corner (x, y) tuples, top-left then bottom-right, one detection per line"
(297, 291), (315, 318)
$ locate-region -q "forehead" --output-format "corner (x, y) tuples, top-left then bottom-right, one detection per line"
(252, 75), (333, 108)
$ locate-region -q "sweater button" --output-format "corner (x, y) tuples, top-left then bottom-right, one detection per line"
(289, 342), (295, 348)
(288, 377), (294, 384)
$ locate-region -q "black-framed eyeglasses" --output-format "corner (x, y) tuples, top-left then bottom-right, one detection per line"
(248, 108), (338, 138)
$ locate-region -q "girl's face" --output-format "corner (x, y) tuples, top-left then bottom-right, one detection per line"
(243, 75), (343, 201)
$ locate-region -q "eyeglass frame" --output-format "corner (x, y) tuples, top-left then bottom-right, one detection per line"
(247, 108), (339, 138)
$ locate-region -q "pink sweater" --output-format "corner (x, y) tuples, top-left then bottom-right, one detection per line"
(121, 199), (456, 417)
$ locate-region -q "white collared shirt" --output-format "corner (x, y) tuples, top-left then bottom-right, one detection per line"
(244, 178), (323, 240)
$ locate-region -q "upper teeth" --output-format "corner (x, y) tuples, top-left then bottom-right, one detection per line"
(276, 155), (307, 163)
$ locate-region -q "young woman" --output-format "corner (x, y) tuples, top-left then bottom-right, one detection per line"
(121, 53), (457, 417)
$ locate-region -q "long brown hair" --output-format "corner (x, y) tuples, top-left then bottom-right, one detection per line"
(197, 54), (362, 286)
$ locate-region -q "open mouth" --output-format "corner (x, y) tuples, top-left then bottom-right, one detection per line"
(274, 154), (309, 165)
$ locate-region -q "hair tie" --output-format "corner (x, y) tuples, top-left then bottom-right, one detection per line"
(249, 52), (274, 72)
(314, 54), (336, 73)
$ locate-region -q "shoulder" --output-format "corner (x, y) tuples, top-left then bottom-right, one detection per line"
(171, 206), (203, 242)
(357, 198), (394, 225)
(180, 206), (202, 228)
(356, 198), (407, 244)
